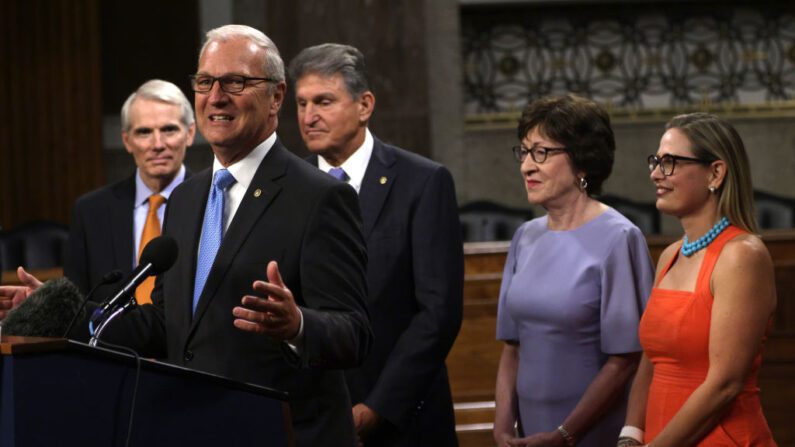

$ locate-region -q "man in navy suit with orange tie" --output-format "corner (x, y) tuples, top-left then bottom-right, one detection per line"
(64, 79), (195, 302)
(290, 44), (464, 446)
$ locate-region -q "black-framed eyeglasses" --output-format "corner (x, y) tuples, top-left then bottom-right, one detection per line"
(189, 74), (278, 93)
(512, 145), (567, 164)
(647, 154), (711, 176)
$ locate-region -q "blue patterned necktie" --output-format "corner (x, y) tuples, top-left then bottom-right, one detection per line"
(193, 168), (236, 314)
(328, 167), (348, 182)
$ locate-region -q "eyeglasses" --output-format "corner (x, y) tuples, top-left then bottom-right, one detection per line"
(189, 74), (278, 93)
(647, 154), (711, 176)
(512, 145), (567, 164)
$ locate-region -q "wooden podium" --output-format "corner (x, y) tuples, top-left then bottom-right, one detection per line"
(0, 335), (294, 446)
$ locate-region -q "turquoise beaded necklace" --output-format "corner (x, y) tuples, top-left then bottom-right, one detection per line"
(680, 217), (730, 257)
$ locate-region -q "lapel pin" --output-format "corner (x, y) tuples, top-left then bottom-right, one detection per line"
(379, 176), (387, 185)
(253, 188), (262, 197)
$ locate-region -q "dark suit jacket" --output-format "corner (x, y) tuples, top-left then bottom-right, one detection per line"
(309, 138), (464, 446)
(102, 140), (371, 447)
(64, 170), (191, 300)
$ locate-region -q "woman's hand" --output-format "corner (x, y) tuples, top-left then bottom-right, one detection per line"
(494, 431), (516, 447)
(494, 341), (521, 446)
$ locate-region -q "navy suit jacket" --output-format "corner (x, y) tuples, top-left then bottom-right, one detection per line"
(64, 170), (191, 300)
(309, 138), (463, 446)
(99, 140), (372, 446)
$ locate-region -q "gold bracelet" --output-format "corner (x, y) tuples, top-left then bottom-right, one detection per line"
(557, 425), (576, 446)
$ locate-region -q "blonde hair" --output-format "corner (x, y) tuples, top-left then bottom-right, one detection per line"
(665, 113), (758, 233)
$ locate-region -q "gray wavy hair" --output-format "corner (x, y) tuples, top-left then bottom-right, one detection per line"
(199, 24), (285, 86)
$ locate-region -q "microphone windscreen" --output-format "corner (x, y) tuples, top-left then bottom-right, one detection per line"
(140, 235), (178, 275)
(1, 277), (84, 337)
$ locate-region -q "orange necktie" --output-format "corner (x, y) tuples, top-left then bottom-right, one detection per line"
(135, 194), (166, 304)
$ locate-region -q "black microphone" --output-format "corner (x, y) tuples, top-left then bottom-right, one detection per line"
(62, 269), (123, 338)
(92, 235), (178, 322)
(1, 277), (84, 338)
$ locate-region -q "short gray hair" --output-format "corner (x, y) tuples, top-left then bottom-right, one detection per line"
(120, 79), (194, 132)
(199, 24), (285, 84)
(288, 43), (370, 99)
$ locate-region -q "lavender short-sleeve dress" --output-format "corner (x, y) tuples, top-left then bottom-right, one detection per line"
(496, 208), (655, 446)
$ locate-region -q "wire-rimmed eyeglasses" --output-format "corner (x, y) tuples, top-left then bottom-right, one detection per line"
(647, 154), (711, 176)
(512, 146), (567, 164)
(189, 74), (278, 93)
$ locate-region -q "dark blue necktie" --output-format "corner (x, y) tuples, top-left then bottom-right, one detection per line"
(328, 167), (348, 182)
(193, 168), (236, 314)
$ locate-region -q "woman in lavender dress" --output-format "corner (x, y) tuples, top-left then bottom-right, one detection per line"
(493, 94), (656, 447)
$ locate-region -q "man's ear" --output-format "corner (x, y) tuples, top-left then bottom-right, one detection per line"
(358, 91), (375, 124)
(121, 131), (134, 155)
(270, 81), (287, 115)
(186, 122), (196, 146)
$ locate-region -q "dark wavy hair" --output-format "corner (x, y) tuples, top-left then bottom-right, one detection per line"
(517, 93), (615, 195)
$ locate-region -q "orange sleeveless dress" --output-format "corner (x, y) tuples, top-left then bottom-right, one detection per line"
(639, 225), (776, 446)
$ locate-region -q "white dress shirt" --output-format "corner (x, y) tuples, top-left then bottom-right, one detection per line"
(210, 132), (276, 234)
(316, 129), (374, 194)
(205, 133), (304, 349)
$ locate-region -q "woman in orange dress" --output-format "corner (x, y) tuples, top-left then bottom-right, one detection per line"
(618, 113), (777, 447)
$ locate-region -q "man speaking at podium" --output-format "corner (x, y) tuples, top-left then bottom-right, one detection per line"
(1, 24), (371, 447)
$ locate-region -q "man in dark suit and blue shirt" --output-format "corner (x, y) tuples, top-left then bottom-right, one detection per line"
(0, 25), (372, 447)
(64, 79), (195, 302)
(290, 43), (464, 446)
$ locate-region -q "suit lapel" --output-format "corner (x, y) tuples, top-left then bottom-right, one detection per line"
(110, 176), (136, 274)
(359, 139), (396, 239)
(190, 142), (287, 328)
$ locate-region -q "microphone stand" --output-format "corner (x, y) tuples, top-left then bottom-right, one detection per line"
(88, 297), (136, 347)
(62, 270), (122, 339)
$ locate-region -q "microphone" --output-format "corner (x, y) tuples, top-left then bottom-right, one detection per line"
(93, 235), (178, 322)
(62, 269), (123, 338)
(1, 277), (84, 337)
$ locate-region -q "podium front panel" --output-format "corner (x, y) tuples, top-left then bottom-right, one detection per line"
(1, 338), (292, 446)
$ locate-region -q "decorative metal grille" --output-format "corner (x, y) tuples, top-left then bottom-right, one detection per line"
(462, 3), (795, 119)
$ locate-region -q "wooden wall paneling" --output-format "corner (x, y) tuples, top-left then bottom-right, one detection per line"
(758, 335), (795, 445)
(0, 0), (103, 230)
(0, 4), (5, 230)
(0, 1), (23, 229)
(99, 0), (199, 115)
(451, 243), (507, 446)
(773, 262), (795, 335)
